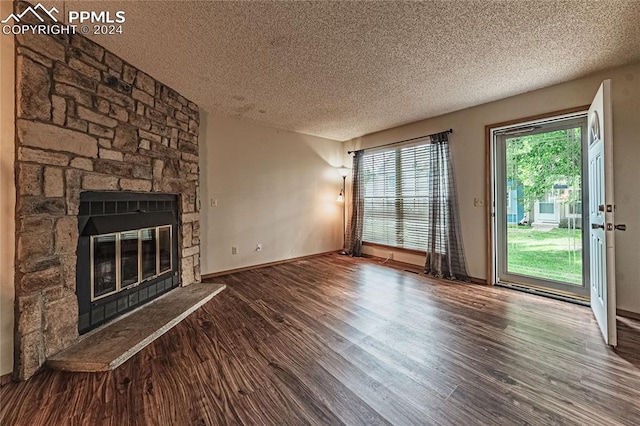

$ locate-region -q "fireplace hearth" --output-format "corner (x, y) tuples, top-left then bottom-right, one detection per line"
(77, 192), (180, 334)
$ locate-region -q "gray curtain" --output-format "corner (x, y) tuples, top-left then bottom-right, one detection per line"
(347, 150), (364, 256)
(424, 132), (469, 281)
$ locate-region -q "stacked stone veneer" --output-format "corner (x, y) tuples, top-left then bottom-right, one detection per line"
(13, 1), (201, 379)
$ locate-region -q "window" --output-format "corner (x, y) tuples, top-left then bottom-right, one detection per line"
(538, 202), (555, 214)
(362, 142), (445, 251)
(569, 202), (582, 215)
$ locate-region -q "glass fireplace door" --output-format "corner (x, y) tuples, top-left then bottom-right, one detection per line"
(141, 228), (158, 280)
(92, 234), (117, 299)
(158, 226), (172, 274)
(120, 230), (140, 288)
(91, 226), (173, 302)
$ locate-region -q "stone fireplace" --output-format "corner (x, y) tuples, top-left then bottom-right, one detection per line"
(13, 1), (201, 379)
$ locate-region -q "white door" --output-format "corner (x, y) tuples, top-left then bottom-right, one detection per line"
(588, 80), (617, 346)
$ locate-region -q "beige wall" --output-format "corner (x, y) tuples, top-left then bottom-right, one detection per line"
(0, 0), (16, 376)
(199, 112), (344, 274)
(347, 62), (640, 315)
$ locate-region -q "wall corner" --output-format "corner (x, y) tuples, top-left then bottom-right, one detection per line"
(0, 0), (17, 378)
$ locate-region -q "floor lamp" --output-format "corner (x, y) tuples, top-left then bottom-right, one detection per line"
(336, 167), (349, 255)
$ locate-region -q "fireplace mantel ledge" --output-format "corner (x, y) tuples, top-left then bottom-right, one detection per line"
(47, 283), (226, 372)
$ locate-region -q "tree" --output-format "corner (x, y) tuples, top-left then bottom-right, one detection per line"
(505, 128), (582, 208)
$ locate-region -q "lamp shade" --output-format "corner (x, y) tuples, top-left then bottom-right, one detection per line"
(337, 167), (350, 177)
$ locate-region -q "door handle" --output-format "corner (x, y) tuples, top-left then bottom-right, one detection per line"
(596, 223), (627, 231)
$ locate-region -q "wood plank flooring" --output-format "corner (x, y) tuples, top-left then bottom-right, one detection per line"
(2, 253), (640, 425)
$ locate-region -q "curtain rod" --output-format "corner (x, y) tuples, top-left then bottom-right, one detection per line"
(347, 129), (453, 154)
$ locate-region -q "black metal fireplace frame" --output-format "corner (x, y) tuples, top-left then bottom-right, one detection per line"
(76, 191), (180, 334)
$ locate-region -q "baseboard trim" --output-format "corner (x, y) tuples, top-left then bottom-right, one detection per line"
(201, 251), (338, 279)
(0, 372), (11, 387)
(617, 309), (640, 321)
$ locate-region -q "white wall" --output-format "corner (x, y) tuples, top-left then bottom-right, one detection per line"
(199, 112), (344, 274)
(0, 0), (16, 376)
(347, 62), (640, 315)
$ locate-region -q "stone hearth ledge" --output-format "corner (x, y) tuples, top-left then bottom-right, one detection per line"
(47, 283), (225, 372)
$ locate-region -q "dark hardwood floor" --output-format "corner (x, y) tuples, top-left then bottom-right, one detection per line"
(2, 254), (640, 425)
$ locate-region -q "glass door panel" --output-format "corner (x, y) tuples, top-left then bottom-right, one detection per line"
(92, 234), (117, 299)
(496, 116), (589, 297)
(158, 226), (172, 273)
(141, 228), (157, 280)
(120, 230), (139, 288)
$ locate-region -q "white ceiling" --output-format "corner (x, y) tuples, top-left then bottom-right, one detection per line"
(60, 1), (640, 141)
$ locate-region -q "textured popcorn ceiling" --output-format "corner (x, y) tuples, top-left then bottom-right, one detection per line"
(62, 0), (640, 141)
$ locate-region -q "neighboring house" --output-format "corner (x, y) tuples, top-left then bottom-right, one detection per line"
(531, 184), (582, 229)
(506, 180), (525, 224)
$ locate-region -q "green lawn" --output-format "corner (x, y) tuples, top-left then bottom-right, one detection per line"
(507, 226), (582, 285)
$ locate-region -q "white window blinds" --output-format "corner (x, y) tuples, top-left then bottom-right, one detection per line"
(362, 142), (448, 251)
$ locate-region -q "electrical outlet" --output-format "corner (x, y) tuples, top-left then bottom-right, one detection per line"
(231, 246), (237, 255)
(211, 198), (218, 207)
(256, 243), (262, 252)
(474, 198), (485, 207)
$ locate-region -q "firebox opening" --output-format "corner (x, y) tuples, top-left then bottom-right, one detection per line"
(77, 192), (180, 334)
